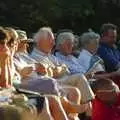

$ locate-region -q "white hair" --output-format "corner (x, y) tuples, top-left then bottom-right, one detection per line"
(34, 27), (53, 42)
(56, 32), (75, 48)
(80, 31), (100, 48)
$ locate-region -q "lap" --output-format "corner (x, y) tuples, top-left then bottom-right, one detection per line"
(20, 78), (60, 96)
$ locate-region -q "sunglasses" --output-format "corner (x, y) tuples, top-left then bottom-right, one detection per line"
(97, 87), (119, 93)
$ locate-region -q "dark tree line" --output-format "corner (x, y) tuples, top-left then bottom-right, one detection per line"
(0, 0), (120, 35)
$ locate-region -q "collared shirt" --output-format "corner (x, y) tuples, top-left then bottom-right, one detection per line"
(78, 49), (93, 73)
(31, 48), (60, 69)
(55, 52), (84, 74)
(97, 43), (120, 72)
(78, 49), (104, 73)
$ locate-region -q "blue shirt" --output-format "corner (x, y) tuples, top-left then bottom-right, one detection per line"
(97, 43), (120, 72)
(78, 49), (104, 73)
(55, 52), (85, 74)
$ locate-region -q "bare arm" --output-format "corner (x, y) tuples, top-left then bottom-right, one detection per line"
(52, 64), (69, 78)
(61, 97), (89, 114)
(0, 55), (12, 87)
(94, 70), (120, 79)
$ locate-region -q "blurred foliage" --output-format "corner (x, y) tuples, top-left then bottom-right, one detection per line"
(0, 0), (120, 36)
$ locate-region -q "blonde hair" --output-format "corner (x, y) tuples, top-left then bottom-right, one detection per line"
(5, 27), (18, 44)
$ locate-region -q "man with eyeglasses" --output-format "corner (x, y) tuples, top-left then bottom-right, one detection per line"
(91, 78), (120, 120)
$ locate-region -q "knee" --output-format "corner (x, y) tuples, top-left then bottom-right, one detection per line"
(67, 87), (81, 103)
(71, 87), (81, 100)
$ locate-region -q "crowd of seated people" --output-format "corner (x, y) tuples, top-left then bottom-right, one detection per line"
(0, 26), (91, 120)
(0, 23), (120, 120)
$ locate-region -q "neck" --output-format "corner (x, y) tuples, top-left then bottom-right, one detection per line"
(36, 46), (50, 55)
(60, 51), (69, 56)
(101, 38), (114, 47)
(84, 48), (94, 55)
(101, 41), (114, 47)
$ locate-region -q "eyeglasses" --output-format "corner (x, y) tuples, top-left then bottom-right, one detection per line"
(97, 87), (119, 93)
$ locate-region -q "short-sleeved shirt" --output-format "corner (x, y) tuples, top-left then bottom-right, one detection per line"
(31, 48), (60, 69)
(92, 93), (120, 120)
(97, 43), (120, 72)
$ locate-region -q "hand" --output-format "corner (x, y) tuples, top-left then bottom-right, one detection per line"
(85, 72), (95, 79)
(53, 67), (59, 78)
(20, 66), (33, 78)
(61, 64), (69, 73)
(53, 64), (69, 78)
(35, 63), (47, 75)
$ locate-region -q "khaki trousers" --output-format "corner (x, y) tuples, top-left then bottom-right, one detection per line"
(58, 74), (94, 104)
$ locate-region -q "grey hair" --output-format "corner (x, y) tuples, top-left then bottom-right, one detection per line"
(34, 27), (53, 42)
(80, 31), (100, 48)
(56, 32), (75, 48)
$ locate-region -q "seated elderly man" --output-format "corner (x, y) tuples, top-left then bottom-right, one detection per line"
(55, 32), (85, 74)
(12, 29), (90, 120)
(30, 27), (94, 104)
